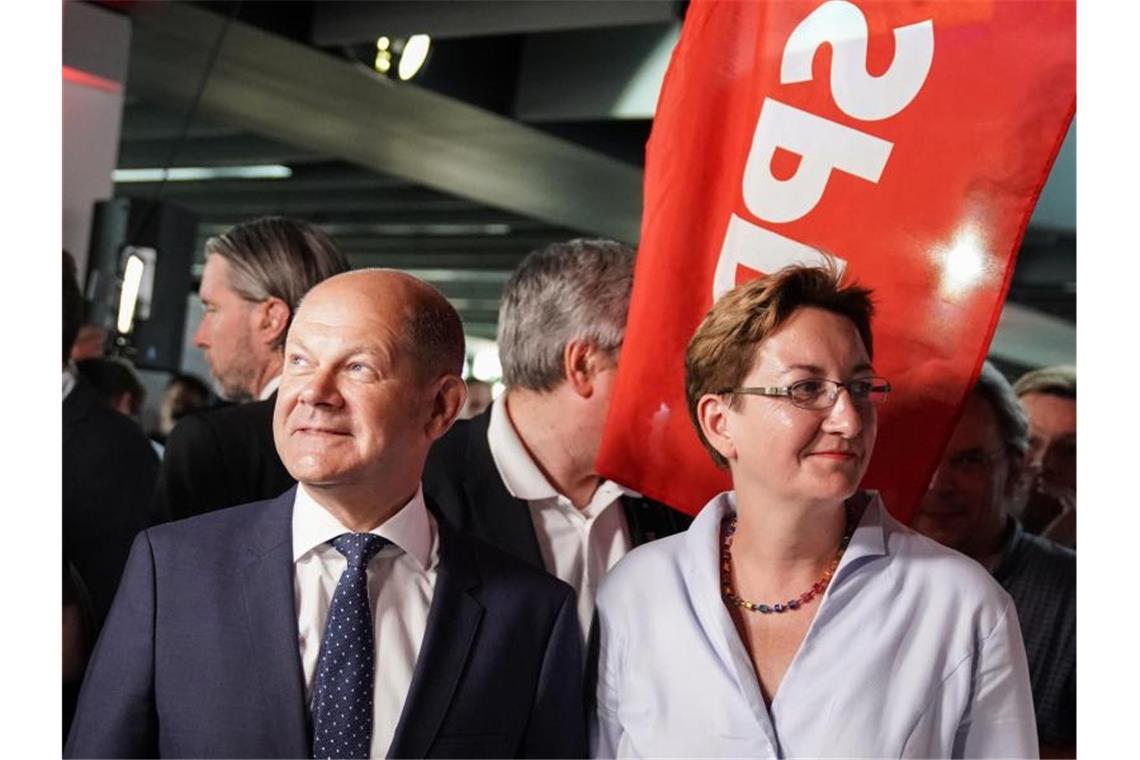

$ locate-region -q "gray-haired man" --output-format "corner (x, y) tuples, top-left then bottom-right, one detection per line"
(153, 216), (350, 522)
(423, 238), (690, 639)
(912, 361), (1075, 756)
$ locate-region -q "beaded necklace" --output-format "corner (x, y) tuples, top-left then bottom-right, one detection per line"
(720, 504), (856, 614)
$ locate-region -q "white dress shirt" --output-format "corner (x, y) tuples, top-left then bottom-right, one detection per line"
(293, 484), (438, 758)
(592, 491), (1038, 758)
(487, 393), (633, 639)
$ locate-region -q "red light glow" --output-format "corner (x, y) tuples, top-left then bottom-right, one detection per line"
(63, 65), (121, 94)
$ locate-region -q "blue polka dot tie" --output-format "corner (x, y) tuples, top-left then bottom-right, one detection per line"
(311, 533), (388, 760)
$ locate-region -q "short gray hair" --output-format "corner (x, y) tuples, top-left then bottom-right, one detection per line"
(1013, 364), (1076, 400)
(497, 238), (635, 391)
(205, 217), (350, 350)
(974, 361), (1030, 457)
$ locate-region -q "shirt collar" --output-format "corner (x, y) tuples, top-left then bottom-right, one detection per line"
(62, 364), (78, 400)
(291, 482), (434, 571)
(685, 489), (889, 585)
(487, 392), (558, 500)
(838, 490), (889, 569)
(486, 391), (638, 505)
(259, 374), (282, 401)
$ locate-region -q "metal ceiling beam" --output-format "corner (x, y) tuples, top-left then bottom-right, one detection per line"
(311, 0), (679, 44)
(114, 169), (416, 197)
(120, 187), (482, 216)
(118, 133), (324, 168)
(123, 2), (644, 242)
(344, 252), (530, 271)
(119, 99), (240, 141)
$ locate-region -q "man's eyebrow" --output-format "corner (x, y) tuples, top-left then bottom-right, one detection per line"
(343, 346), (389, 359)
(285, 336), (311, 354)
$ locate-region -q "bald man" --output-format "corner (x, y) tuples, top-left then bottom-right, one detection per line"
(67, 270), (585, 759)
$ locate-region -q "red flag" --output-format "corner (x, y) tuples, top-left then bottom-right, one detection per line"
(597, 0), (1075, 520)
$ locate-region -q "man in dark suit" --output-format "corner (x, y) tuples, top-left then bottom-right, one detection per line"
(62, 252), (160, 738)
(67, 269), (585, 758)
(154, 217), (350, 522)
(424, 239), (690, 637)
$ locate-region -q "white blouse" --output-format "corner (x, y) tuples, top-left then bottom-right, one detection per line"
(591, 491), (1038, 758)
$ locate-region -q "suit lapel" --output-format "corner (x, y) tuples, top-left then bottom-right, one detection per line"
(622, 497), (655, 545)
(239, 488), (311, 757)
(388, 521), (484, 759)
(461, 410), (545, 568)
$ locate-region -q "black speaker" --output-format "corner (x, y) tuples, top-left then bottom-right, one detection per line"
(85, 198), (198, 372)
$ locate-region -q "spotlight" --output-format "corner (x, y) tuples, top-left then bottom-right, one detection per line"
(374, 36), (392, 74)
(399, 35), (431, 81)
(116, 254), (146, 334)
(371, 34), (431, 81)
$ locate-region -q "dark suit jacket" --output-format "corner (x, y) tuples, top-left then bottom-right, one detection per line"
(152, 394), (294, 523)
(65, 488), (585, 759)
(63, 378), (160, 628)
(423, 407), (691, 570)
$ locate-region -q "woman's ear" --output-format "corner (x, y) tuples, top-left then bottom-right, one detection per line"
(697, 393), (737, 463)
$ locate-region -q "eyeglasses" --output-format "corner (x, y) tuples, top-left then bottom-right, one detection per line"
(722, 377), (891, 410)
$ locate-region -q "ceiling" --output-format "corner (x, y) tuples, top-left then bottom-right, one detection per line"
(96, 0), (1075, 371)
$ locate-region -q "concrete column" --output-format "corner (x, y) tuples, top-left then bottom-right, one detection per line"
(63, 1), (131, 277)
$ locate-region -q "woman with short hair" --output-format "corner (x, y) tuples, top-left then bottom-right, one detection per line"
(591, 261), (1037, 758)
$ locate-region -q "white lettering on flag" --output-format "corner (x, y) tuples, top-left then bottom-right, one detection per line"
(713, 214), (847, 300)
(743, 98), (894, 224)
(781, 0), (934, 121)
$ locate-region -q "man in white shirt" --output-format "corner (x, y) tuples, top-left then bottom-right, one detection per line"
(67, 269), (585, 759)
(153, 217), (350, 521)
(424, 239), (690, 638)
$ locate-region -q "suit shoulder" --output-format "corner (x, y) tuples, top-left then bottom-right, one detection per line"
(425, 415), (476, 470)
(177, 398), (273, 434)
(164, 401), (275, 470)
(447, 525), (573, 602)
(145, 495), (288, 552)
(66, 394), (158, 464)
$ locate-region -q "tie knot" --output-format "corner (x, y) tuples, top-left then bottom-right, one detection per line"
(330, 533), (388, 569)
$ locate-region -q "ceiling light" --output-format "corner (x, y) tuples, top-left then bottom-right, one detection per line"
(112, 165), (293, 183)
(375, 35), (392, 73)
(117, 254), (146, 334)
(398, 34), (431, 81)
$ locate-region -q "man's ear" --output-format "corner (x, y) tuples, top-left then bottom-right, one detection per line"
(697, 393), (737, 464)
(426, 375), (467, 440)
(563, 339), (611, 399)
(254, 297), (291, 348)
